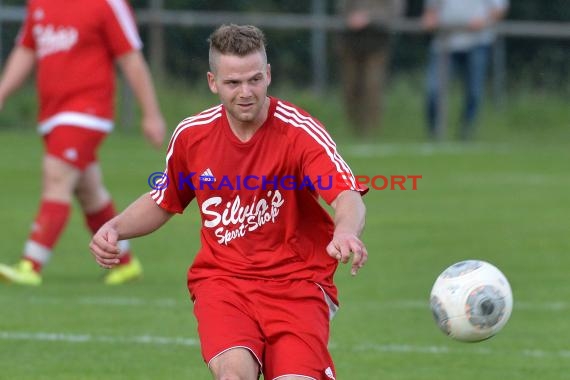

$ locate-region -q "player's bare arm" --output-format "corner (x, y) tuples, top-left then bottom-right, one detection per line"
(421, 8), (439, 31)
(0, 46), (36, 111)
(468, 8), (506, 31)
(327, 190), (368, 276)
(490, 6), (509, 23)
(90, 193), (173, 268)
(347, 10), (371, 30)
(116, 50), (166, 149)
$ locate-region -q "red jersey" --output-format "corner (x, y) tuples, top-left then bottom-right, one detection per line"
(152, 97), (367, 304)
(18, 0), (142, 134)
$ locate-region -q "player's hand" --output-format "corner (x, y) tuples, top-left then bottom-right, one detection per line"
(468, 17), (488, 31)
(421, 12), (439, 31)
(347, 10), (371, 30)
(142, 114), (166, 150)
(89, 224), (121, 269)
(326, 232), (368, 276)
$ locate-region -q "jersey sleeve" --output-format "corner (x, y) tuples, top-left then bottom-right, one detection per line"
(17, 2), (36, 49)
(101, 0), (143, 57)
(297, 117), (368, 205)
(150, 128), (196, 214)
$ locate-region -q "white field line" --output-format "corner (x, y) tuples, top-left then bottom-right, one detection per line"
(0, 331), (198, 347)
(358, 300), (570, 312)
(348, 343), (570, 358)
(1, 330), (569, 359)
(25, 295), (182, 307)
(11, 296), (570, 312)
(1, 297), (568, 357)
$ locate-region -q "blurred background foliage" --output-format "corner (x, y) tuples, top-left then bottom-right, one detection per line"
(0, 0), (568, 139)
(1, 0), (568, 92)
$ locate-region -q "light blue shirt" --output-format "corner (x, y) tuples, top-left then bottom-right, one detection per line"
(426, 0), (509, 51)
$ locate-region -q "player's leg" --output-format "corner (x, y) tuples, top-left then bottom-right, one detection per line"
(75, 162), (111, 214)
(425, 46), (443, 139)
(191, 278), (263, 380)
(0, 153), (79, 285)
(338, 35), (364, 134)
(362, 35), (390, 135)
(461, 44), (491, 140)
(260, 280), (337, 380)
(75, 157), (141, 285)
(209, 348), (260, 380)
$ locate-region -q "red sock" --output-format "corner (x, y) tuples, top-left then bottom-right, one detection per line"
(85, 202), (132, 264)
(24, 200), (71, 272)
(85, 202), (116, 233)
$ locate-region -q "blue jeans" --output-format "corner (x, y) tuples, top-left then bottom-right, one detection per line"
(426, 44), (491, 139)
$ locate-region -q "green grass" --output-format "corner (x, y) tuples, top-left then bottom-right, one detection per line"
(2, 75), (569, 144)
(0, 76), (568, 379)
(0, 125), (569, 379)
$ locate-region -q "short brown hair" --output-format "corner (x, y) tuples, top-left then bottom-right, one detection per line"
(208, 24), (267, 72)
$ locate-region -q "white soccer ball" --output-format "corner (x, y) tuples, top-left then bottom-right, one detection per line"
(429, 260), (513, 342)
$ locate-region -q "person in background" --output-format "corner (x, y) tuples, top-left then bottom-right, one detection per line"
(337, 0), (406, 137)
(0, 0), (166, 286)
(422, 0), (509, 140)
(90, 24), (368, 380)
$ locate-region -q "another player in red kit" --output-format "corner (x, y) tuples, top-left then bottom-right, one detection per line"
(90, 24), (367, 380)
(0, 0), (165, 285)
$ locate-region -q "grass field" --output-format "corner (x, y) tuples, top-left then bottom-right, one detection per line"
(0, 126), (569, 379)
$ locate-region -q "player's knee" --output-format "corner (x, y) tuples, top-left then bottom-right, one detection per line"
(211, 362), (259, 380)
(214, 374), (249, 380)
(42, 173), (77, 201)
(76, 187), (110, 213)
(213, 369), (258, 380)
(210, 353), (259, 380)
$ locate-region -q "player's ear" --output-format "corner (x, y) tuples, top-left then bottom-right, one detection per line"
(207, 72), (218, 94)
(266, 63), (271, 86)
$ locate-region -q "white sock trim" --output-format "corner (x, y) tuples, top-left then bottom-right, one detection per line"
(24, 240), (52, 264)
(117, 240), (130, 256)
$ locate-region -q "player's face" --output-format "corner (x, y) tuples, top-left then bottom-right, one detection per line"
(207, 51), (271, 128)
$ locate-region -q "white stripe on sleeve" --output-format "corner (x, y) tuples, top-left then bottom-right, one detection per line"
(152, 108), (223, 205)
(105, 0), (143, 49)
(275, 102), (358, 190)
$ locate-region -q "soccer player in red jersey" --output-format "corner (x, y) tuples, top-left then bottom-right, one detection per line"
(90, 24), (367, 379)
(0, 0), (166, 285)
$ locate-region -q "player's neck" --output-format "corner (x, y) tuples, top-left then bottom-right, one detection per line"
(227, 97), (270, 142)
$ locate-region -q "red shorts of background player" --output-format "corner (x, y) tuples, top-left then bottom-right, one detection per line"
(192, 276), (338, 380)
(43, 125), (107, 170)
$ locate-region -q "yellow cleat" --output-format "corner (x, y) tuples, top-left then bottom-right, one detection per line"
(103, 257), (143, 285)
(0, 260), (42, 286)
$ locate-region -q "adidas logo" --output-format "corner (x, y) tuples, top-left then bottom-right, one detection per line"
(199, 168), (216, 182)
(325, 367), (336, 380)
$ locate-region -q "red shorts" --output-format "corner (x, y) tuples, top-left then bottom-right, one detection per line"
(192, 277), (337, 380)
(43, 125), (107, 169)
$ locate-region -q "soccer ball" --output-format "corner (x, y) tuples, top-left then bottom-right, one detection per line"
(429, 260), (513, 342)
